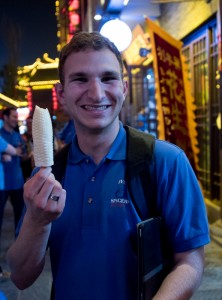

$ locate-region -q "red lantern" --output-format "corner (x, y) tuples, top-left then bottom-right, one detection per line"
(69, 0), (79, 10)
(52, 87), (58, 110)
(70, 13), (80, 26)
(27, 87), (32, 111)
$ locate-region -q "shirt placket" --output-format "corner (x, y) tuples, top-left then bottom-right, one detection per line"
(82, 158), (100, 229)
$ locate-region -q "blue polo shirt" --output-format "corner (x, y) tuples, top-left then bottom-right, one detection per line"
(0, 127), (24, 190)
(0, 136), (8, 190)
(48, 124), (209, 300)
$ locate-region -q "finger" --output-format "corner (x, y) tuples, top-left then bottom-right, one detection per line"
(48, 180), (62, 202)
(24, 167), (52, 203)
(46, 188), (66, 214)
(35, 173), (59, 207)
(24, 167), (52, 195)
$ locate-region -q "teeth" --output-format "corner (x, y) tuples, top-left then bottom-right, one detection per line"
(32, 105), (54, 167)
(84, 105), (108, 111)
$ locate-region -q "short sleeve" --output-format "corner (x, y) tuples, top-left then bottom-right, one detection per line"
(154, 140), (210, 252)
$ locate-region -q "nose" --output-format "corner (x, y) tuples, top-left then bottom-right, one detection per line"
(87, 79), (105, 101)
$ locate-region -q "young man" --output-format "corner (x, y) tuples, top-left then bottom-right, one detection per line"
(7, 32), (210, 300)
(0, 108), (25, 231)
(0, 135), (22, 280)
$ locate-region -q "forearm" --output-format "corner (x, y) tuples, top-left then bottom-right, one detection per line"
(7, 214), (51, 289)
(5, 144), (18, 156)
(152, 263), (202, 299)
(152, 248), (204, 300)
(7, 168), (66, 289)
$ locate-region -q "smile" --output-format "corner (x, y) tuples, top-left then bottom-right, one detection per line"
(82, 105), (110, 111)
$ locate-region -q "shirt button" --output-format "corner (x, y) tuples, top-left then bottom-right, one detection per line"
(86, 159), (90, 164)
(88, 197), (93, 204)
(91, 176), (96, 182)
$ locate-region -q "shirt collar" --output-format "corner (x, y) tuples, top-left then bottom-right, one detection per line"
(68, 122), (126, 164)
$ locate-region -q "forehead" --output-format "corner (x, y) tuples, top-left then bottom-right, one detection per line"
(64, 49), (121, 74)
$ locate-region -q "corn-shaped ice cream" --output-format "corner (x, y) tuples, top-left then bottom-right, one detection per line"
(32, 105), (54, 167)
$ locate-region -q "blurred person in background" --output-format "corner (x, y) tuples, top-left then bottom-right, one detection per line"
(21, 115), (34, 181)
(0, 108), (25, 233)
(0, 134), (22, 280)
(56, 95), (76, 150)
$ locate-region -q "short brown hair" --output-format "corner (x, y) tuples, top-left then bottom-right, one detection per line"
(58, 31), (124, 84)
(2, 107), (16, 118)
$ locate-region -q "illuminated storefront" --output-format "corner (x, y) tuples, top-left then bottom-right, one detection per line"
(16, 54), (59, 117)
(55, 0), (82, 51)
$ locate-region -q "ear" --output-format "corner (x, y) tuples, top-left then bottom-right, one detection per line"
(55, 82), (65, 105)
(123, 80), (128, 100)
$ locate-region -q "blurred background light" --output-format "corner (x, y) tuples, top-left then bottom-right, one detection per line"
(94, 14), (102, 21)
(100, 19), (132, 52)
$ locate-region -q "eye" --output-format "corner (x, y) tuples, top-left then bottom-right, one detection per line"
(102, 75), (118, 82)
(72, 77), (88, 83)
(69, 74), (88, 83)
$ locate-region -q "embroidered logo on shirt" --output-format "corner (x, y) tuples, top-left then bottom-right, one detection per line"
(118, 179), (126, 185)
(110, 178), (129, 207)
(110, 198), (129, 207)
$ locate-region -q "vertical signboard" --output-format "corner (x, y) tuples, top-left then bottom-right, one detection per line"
(146, 18), (199, 171)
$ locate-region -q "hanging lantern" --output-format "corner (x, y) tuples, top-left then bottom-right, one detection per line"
(52, 87), (58, 110)
(27, 87), (33, 111)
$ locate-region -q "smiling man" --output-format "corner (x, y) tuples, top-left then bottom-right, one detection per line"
(7, 32), (209, 300)
(56, 47), (127, 164)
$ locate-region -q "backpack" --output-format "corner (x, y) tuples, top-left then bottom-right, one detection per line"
(52, 125), (156, 219)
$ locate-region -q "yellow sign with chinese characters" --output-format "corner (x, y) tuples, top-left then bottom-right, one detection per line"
(146, 18), (199, 171)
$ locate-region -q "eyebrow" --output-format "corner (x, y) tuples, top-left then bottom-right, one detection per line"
(68, 70), (122, 80)
(68, 72), (86, 80)
(102, 71), (122, 78)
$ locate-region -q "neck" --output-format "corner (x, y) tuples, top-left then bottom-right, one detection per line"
(76, 123), (120, 165)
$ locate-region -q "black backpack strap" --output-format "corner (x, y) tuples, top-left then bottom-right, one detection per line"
(124, 125), (156, 220)
(52, 143), (71, 183)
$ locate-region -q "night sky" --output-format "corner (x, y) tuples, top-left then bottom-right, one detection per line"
(0, 0), (58, 68)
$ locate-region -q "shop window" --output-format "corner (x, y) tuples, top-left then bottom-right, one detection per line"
(182, 17), (220, 202)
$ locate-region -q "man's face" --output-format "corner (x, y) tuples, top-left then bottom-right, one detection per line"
(4, 109), (18, 130)
(56, 49), (128, 134)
